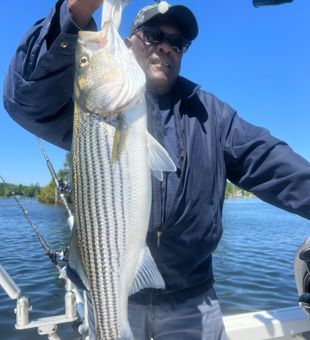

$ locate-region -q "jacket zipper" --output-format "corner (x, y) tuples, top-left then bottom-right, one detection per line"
(156, 231), (162, 247)
(155, 101), (187, 248)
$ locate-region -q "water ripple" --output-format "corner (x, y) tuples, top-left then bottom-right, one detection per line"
(0, 197), (309, 338)
(0, 198), (77, 339)
(214, 198), (309, 315)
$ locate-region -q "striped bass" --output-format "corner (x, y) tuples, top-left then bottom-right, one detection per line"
(68, 0), (176, 339)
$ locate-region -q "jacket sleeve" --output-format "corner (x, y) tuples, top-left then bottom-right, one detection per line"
(3, 0), (97, 150)
(217, 100), (310, 220)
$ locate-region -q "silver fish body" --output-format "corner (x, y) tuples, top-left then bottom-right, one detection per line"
(68, 1), (176, 339)
(72, 100), (152, 339)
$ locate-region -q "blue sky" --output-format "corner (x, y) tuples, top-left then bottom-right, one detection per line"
(1, 0), (309, 186)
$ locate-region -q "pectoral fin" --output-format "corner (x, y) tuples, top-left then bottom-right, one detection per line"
(146, 132), (176, 181)
(112, 119), (127, 164)
(129, 246), (165, 296)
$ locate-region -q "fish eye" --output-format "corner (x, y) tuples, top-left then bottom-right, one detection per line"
(79, 56), (89, 67)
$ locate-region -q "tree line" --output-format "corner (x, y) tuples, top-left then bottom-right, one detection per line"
(0, 182), (41, 198)
(0, 153), (71, 203)
(225, 181), (254, 199)
(36, 152), (72, 204)
(1, 153), (253, 203)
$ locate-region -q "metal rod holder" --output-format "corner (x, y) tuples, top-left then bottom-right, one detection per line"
(15, 296), (31, 327)
(1, 263), (79, 338)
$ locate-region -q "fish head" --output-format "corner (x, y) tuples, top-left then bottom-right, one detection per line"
(74, 29), (146, 118)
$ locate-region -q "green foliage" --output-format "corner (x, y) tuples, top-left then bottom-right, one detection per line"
(225, 181), (254, 199)
(37, 152), (72, 204)
(36, 180), (56, 204)
(57, 152), (72, 183)
(1, 154), (253, 203)
(0, 182), (41, 198)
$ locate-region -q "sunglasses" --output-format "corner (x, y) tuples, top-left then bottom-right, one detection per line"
(135, 26), (191, 54)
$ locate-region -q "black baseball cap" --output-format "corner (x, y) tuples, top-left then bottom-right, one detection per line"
(129, 2), (198, 42)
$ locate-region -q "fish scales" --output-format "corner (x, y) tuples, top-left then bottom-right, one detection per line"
(73, 108), (150, 339)
(84, 116), (121, 338)
(68, 0), (175, 338)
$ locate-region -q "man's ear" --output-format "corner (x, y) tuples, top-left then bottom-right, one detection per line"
(124, 37), (133, 48)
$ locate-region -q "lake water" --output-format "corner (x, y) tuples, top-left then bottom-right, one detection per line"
(0, 197), (309, 339)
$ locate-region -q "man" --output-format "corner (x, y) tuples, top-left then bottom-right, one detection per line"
(3, 0), (310, 339)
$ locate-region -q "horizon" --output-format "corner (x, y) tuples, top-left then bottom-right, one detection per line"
(1, 0), (309, 186)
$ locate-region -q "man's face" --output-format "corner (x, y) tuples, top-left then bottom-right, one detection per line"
(128, 23), (184, 95)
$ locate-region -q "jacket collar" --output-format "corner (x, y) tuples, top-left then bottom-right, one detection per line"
(173, 76), (201, 100)
(145, 76), (201, 101)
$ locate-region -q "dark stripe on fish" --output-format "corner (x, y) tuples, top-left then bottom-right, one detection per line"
(104, 130), (120, 338)
(119, 156), (127, 254)
(84, 121), (105, 330)
(77, 117), (93, 287)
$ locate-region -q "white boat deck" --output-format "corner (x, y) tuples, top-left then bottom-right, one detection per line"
(223, 306), (310, 339)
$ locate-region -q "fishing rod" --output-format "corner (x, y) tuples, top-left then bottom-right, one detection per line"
(0, 151), (84, 338)
(0, 175), (67, 269)
(36, 137), (74, 230)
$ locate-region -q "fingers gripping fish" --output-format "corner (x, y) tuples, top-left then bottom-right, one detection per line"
(67, 0), (176, 339)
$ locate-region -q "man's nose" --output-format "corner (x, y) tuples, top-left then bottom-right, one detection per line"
(157, 40), (173, 54)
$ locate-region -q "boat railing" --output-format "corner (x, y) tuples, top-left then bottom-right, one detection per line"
(0, 262), (88, 339)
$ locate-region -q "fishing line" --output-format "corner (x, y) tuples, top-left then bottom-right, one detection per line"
(0, 175), (66, 270)
(36, 137), (74, 230)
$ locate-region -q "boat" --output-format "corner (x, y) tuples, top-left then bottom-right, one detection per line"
(1, 258), (310, 339)
(1, 139), (310, 339)
(1, 179), (310, 339)
(223, 237), (310, 339)
(224, 305), (310, 339)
